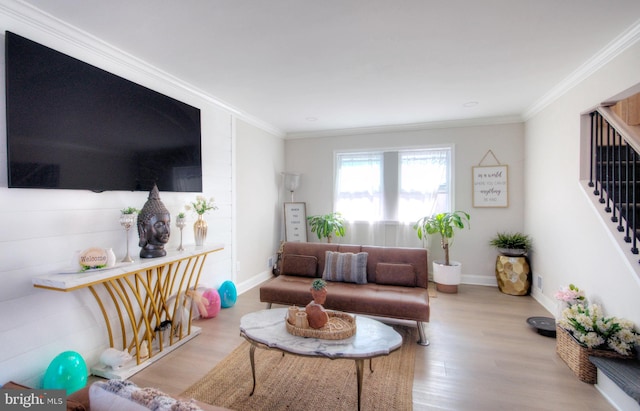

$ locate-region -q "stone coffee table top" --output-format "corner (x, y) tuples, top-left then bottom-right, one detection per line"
(239, 308), (403, 411)
(240, 308), (402, 358)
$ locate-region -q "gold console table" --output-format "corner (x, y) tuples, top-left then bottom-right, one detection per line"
(32, 244), (224, 379)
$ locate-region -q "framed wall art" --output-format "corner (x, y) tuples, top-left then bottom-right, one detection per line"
(284, 202), (307, 242)
(473, 165), (508, 208)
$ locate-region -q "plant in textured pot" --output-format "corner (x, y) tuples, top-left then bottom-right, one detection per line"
(489, 232), (532, 256)
(309, 279), (328, 305)
(413, 211), (470, 293)
(490, 232), (533, 295)
(306, 279), (328, 329)
(307, 212), (346, 243)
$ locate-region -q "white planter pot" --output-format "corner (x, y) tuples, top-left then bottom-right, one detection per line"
(433, 260), (461, 293)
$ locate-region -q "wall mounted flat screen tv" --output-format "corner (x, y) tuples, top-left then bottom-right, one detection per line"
(5, 31), (202, 192)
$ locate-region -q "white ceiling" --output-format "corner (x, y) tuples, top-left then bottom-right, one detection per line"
(16, 0), (640, 136)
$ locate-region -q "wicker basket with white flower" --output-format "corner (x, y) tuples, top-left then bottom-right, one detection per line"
(554, 285), (640, 383)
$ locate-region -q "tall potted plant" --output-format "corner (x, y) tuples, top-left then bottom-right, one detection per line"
(413, 211), (470, 293)
(307, 212), (346, 243)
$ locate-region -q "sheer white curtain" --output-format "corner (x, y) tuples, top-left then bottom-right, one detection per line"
(334, 147), (451, 247)
(334, 152), (383, 221)
(398, 148), (450, 222)
(341, 221), (424, 247)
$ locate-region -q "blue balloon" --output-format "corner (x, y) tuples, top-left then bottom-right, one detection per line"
(218, 281), (237, 308)
(43, 351), (87, 395)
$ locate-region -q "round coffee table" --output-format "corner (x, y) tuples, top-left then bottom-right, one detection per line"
(240, 308), (402, 411)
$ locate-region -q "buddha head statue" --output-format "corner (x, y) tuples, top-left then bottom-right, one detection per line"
(138, 184), (170, 258)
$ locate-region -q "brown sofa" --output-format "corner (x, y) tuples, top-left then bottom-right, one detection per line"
(260, 242), (430, 345)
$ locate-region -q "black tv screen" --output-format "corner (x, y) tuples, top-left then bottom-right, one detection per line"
(5, 31), (202, 192)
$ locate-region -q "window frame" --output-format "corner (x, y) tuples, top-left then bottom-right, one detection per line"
(333, 150), (385, 222)
(333, 144), (455, 223)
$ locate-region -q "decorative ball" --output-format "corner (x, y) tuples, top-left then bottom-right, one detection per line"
(202, 288), (221, 318)
(43, 351), (88, 395)
(218, 281), (237, 308)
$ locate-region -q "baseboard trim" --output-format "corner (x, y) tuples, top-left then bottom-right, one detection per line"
(461, 274), (497, 287)
(236, 270), (273, 295)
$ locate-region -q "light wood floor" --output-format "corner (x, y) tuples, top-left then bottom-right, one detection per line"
(129, 283), (616, 410)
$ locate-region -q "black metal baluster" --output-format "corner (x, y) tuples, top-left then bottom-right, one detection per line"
(604, 121), (613, 212)
(597, 112), (604, 200)
(624, 144), (631, 240)
(610, 124), (619, 219)
(612, 129), (621, 224)
(632, 148), (639, 255)
(613, 129), (626, 233)
(589, 112), (595, 188)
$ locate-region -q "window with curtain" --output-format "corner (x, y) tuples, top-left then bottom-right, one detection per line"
(334, 152), (383, 221)
(398, 148), (451, 222)
(334, 146), (451, 223)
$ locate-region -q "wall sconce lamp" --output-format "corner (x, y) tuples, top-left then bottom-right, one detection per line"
(282, 172), (301, 202)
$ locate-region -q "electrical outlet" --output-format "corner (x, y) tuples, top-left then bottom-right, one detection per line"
(267, 256), (274, 269)
(537, 275), (543, 291)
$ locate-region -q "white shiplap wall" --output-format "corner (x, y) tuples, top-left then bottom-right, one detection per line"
(0, 4), (234, 387)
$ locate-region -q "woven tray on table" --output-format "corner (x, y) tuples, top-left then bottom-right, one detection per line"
(286, 311), (356, 340)
(556, 326), (632, 384)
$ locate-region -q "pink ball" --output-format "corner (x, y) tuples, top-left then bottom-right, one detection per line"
(201, 288), (221, 318)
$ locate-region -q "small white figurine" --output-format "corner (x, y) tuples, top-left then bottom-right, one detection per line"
(99, 348), (132, 369)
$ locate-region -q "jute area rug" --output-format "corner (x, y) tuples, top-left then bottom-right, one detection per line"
(181, 326), (417, 411)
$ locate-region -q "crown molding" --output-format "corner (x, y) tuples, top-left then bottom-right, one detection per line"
(285, 115), (523, 140)
(0, 0), (286, 138)
(5, 0), (637, 139)
(523, 18), (640, 120)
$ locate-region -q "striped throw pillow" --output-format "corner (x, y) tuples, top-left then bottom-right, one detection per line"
(322, 251), (368, 284)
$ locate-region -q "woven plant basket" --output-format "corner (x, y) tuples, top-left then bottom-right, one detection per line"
(286, 311), (356, 340)
(556, 326), (632, 383)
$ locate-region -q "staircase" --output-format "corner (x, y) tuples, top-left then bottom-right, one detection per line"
(587, 105), (640, 409)
(588, 106), (640, 263)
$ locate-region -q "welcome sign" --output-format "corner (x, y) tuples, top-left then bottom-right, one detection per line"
(473, 165), (508, 207)
(75, 247), (116, 271)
